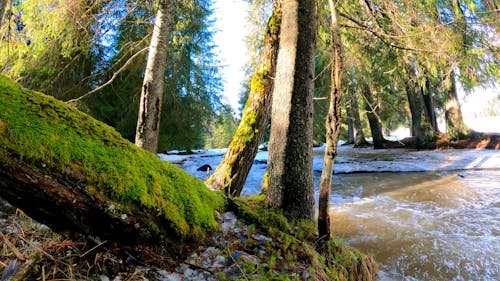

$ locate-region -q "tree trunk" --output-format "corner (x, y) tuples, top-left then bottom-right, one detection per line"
(347, 117), (354, 144)
(135, 2), (173, 153)
(422, 79), (439, 132)
(361, 85), (385, 149)
(318, 0), (342, 239)
(0, 157), (170, 245)
(0, 76), (224, 246)
(206, 3), (281, 197)
(445, 73), (472, 140)
(404, 66), (436, 148)
(0, 0), (7, 28)
(266, 0), (317, 220)
(347, 88), (369, 147)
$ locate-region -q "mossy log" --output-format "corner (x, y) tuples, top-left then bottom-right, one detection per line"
(0, 76), (225, 245)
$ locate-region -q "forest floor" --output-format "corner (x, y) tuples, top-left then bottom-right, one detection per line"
(0, 199), (295, 281)
(1, 197), (374, 281)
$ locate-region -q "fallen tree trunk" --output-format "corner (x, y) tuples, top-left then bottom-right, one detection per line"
(0, 76), (225, 246)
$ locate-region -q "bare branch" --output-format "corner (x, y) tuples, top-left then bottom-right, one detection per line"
(67, 46), (149, 104)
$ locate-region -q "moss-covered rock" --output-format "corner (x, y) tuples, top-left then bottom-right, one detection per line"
(0, 75), (225, 242)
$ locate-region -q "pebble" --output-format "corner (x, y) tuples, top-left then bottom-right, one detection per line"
(220, 211), (237, 232)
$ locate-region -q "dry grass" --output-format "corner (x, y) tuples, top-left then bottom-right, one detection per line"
(0, 209), (174, 281)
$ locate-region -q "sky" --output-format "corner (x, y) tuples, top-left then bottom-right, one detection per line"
(212, 0), (249, 113)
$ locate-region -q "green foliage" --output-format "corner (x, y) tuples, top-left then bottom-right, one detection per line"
(0, 0), (105, 99)
(206, 105), (238, 148)
(313, 10), (333, 143)
(1, 0), (225, 152)
(0, 76), (225, 240)
(84, 0), (225, 151)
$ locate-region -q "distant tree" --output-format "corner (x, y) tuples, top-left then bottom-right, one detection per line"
(421, 77), (439, 133)
(312, 4), (332, 146)
(265, 0), (317, 219)
(0, 0), (7, 28)
(346, 86), (369, 147)
(207, 1), (281, 197)
(404, 62), (436, 148)
(361, 83), (386, 149)
(206, 105), (238, 149)
(318, 0), (343, 239)
(135, 0), (173, 153)
(445, 72), (472, 140)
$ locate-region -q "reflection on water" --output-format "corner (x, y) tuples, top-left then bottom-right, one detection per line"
(327, 170), (500, 281)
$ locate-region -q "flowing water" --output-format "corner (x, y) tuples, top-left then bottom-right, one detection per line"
(164, 148), (500, 280)
(326, 170), (500, 281)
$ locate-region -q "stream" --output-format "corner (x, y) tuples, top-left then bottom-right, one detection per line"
(327, 170), (500, 280)
(167, 147), (500, 281)
(2, 147), (496, 280)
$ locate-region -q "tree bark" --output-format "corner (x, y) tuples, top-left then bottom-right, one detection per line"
(361, 84), (385, 149)
(404, 66), (436, 148)
(422, 79), (439, 132)
(266, 0), (316, 220)
(135, 2), (173, 153)
(0, 0), (7, 29)
(347, 117), (355, 144)
(206, 3), (281, 197)
(347, 88), (369, 147)
(318, 0), (342, 239)
(445, 73), (472, 140)
(0, 156), (172, 245)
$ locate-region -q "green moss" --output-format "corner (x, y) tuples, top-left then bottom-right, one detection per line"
(250, 70), (268, 94)
(234, 109), (258, 144)
(227, 197), (378, 281)
(0, 76), (225, 240)
(265, 5), (281, 37)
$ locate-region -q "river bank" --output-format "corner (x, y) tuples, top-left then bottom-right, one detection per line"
(159, 145), (500, 280)
(2, 146), (499, 280)
(160, 144), (500, 196)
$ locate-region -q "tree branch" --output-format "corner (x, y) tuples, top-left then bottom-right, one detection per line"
(66, 46), (149, 105)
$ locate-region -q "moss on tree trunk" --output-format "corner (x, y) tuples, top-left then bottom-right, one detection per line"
(0, 76), (225, 245)
(206, 4), (281, 197)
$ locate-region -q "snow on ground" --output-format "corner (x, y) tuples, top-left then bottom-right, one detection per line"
(159, 145), (500, 196)
(317, 145), (500, 173)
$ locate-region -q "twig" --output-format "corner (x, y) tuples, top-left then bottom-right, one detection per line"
(226, 249), (249, 281)
(125, 268), (141, 281)
(0, 230), (26, 261)
(80, 240), (107, 258)
(181, 261), (214, 275)
(66, 46), (149, 104)
(17, 234), (55, 262)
